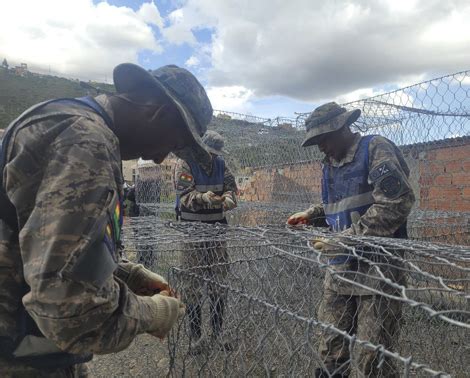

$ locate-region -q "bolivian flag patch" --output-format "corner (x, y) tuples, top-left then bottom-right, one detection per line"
(177, 172), (193, 190)
(103, 200), (123, 262)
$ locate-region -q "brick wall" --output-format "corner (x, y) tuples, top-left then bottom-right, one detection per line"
(418, 143), (470, 212)
(240, 137), (470, 243)
(240, 161), (323, 205)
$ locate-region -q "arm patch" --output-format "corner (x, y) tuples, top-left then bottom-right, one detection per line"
(177, 173), (194, 190)
(379, 175), (404, 199)
(369, 162), (393, 183)
(370, 161), (409, 199)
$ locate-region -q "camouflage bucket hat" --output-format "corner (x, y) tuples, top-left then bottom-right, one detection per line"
(301, 102), (361, 147)
(113, 63), (213, 166)
(202, 130), (227, 155)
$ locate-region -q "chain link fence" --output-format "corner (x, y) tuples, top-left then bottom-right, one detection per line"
(121, 71), (470, 376)
(134, 70), (470, 244)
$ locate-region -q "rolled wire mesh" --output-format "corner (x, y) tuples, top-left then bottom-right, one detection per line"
(125, 71), (470, 376)
(121, 219), (469, 377)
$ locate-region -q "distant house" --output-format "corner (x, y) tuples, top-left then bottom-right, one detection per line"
(14, 63), (28, 76)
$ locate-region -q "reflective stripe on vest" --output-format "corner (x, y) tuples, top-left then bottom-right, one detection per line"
(180, 211), (225, 222)
(179, 156), (226, 223)
(322, 135), (376, 233)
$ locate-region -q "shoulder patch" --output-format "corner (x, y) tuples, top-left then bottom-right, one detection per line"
(177, 172), (194, 190)
(369, 162), (393, 182)
(103, 200), (121, 262)
(379, 175), (404, 199)
(179, 173), (193, 182)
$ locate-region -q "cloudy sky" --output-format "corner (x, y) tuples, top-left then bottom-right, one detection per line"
(1, 0), (470, 118)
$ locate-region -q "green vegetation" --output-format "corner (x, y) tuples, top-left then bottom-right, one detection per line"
(0, 69), (114, 128)
(0, 68), (315, 168)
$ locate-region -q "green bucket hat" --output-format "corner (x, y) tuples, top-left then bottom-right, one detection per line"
(301, 102), (361, 147)
(113, 63), (213, 166)
(202, 130), (227, 155)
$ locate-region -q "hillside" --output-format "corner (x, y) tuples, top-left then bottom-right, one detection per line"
(209, 116), (320, 169)
(0, 69), (317, 168)
(0, 69), (114, 128)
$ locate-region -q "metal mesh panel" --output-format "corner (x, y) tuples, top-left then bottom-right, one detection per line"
(105, 71), (470, 376)
(119, 219), (469, 377)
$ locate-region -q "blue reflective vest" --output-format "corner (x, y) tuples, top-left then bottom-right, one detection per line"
(322, 135), (375, 232)
(177, 156), (226, 223)
(321, 135), (407, 264)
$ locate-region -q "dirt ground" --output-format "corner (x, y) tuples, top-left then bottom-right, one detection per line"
(89, 334), (170, 377)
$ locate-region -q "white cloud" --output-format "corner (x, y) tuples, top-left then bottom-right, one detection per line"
(185, 55), (200, 67)
(335, 88), (385, 105)
(162, 9), (197, 45)
(0, 0), (163, 80)
(137, 1), (164, 29)
(162, 0), (470, 102)
(207, 85), (254, 113)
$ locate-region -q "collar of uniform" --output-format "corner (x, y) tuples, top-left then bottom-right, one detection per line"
(94, 95), (116, 125)
(322, 132), (362, 167)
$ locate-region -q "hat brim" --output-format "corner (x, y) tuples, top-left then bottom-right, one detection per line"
(205, 145), (229, 155)
(113, 63), (212, 167)
(301, 108), (361, 147)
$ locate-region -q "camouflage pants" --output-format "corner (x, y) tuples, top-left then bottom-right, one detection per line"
(180, 239), (229, 304)
(0, 360), (89, 378)
(317, 288), (402, 377)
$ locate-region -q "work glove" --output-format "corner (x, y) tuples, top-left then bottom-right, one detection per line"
(311, 237), (349, 259)
(200, 191), (224, 206)
(287, 211), (310, 225)
(222, 196), (237, 211)
(147, 293), (186, 339)
(119, 262), (174, 297)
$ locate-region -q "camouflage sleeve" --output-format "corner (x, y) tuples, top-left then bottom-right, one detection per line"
(175, 159), (206, 211)
(15, 133), (161, 354)
(305, 204), (325, 218)
(222, 164), (238, 204)
(349, 136), (415, 236)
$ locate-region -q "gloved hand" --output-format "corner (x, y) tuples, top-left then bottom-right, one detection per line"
(222, 196), (236, 211)
(201, 191), (224, 206)
(147, 294), (186, 339)
(287, 211), (310, 225)
(311, 238), (344, 253)
(311, 237), (350, 259)
(121, 262), (174, 297)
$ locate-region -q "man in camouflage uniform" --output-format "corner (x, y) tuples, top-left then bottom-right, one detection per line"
(0, 63), (214, 376)
(287, 102), (415, 377)
(174, 130), (238, 354)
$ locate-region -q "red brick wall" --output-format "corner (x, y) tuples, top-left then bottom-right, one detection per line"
(243, 140), (470, 213)
(240, 161), (322, 204)
(419, 143), (470, 212)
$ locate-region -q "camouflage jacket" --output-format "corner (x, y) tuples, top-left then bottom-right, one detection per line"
(174, 158), (238, 212)
(306, 133), (415, 295)
(0, 98), (162, 358)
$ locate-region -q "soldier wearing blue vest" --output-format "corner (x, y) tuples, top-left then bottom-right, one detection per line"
(174, 130), (238, 354)
(0, 63), (214, 376)
(287, 102), (415, 378)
